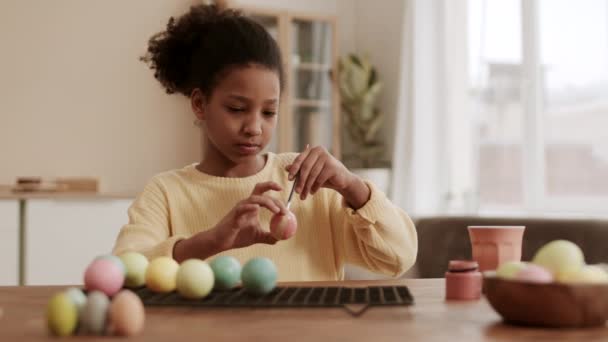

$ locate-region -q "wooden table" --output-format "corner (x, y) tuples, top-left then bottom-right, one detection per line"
(1, 279), (607, 341)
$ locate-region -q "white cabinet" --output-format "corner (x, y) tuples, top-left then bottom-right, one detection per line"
(25, 199), (132, 285)
(0, 200), (19, 285)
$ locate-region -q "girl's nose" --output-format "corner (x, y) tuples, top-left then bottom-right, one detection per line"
(243, 113), (262, 136)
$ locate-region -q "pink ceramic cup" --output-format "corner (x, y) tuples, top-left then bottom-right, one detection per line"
(467, 226), (525, 272)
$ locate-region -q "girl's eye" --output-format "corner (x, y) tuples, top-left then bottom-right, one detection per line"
(227, 106), (245, 113)
(263, 111), (277, 117)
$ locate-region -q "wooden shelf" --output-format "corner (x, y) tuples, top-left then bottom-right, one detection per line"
(237, 5), (340, 159)
(293, 99), (331, 108)
(293, 63), (332, 71)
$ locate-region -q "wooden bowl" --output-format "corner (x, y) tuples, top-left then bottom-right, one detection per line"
(483, 272), (608, 328)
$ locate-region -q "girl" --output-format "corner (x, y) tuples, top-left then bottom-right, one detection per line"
(112, 4), (418, 281)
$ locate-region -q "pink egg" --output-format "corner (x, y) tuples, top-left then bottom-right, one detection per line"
(84, 259), (125, 296)
(270, 211), (298, 240)
(515, 264), (554, 284)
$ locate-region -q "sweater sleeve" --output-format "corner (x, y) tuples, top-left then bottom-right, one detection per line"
(111, 177), (187, 259)
(328, 180), (418, 277)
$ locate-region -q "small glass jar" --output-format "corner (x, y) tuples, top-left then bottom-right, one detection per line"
(445, 260), (482, 300)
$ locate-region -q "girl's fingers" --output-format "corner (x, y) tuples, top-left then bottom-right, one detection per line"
(258, 232), (278, 245)
(247, 195), (281, 214)
(269, 196), (288, 215)
(251, 181), (282, 195)
(287, 144), (311, 180)
(296, 150), (321, 196)
(235, 203), (260, 216)
(311, 170), (332, 194)
(302, 159), (325, 200)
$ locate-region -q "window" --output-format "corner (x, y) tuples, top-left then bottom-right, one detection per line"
(467, 0), (608, 215)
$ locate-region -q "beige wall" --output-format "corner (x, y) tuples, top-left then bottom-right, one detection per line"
(0, 0), (364, 195)
(0, 0), (202, 194)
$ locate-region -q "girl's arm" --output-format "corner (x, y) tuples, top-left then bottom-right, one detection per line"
(326, 179), (418, 277)
(112, 178), (188, 259)
(112, 179), (285, 261)
(284, 146), (418, 277)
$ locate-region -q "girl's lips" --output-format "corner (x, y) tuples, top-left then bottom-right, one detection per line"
(236, 143), (260, 155)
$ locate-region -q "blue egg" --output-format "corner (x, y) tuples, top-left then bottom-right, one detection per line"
(241, 257), (277, 296)
(64, 287), (87, 314)
(210, 256), (242, 290)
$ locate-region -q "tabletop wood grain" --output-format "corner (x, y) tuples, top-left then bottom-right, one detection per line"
(1, 279), (607, 341)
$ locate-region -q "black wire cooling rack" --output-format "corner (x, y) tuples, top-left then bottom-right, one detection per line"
(133, 285), (414, 317)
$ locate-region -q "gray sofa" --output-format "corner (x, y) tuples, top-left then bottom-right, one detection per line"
(344, 216), (608, 280)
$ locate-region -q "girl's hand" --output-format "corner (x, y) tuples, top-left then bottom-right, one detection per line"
(211, 181), (288, 250)
(285, 145), (371, 208)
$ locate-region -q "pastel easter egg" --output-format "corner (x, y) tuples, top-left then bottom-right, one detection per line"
(84, 258), (125, 297)
(176, 259), (215, 299)
(95, 254), (127, 276)
(119, 252), (149, 288)
(210, 256), (241, 290)
(496, 261), (528, 279)
(558, 265), (608, 284)
(532, 240), (584, 278)
(515, 264), (554, 284)
(145, 257), (179, 293)
(270, 211), (298, 240)
(241, 257), (277, 296)
(108, 290), (145, 336)
(47, 292), (78, 337)
(64, 287), (87, 315)
(84, 259), (124, 297)
(80, 291), (110, 335)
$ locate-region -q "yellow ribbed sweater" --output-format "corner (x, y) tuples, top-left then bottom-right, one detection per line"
(112, 152), (418, 281)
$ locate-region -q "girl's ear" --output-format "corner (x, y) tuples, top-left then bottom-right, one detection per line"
(190, 88), (207, 121)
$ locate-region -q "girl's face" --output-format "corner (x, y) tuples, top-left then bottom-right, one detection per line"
(194, 65), (280, 164)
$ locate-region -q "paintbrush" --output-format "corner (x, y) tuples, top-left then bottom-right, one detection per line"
(286, 173), (298, 210)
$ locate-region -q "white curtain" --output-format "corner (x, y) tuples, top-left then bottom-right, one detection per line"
(390, 0), (472, 217)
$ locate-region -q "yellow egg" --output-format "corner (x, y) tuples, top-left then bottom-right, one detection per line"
(532, 240), (584, 278)
(47, 292), (78, 336)
(108, 290), (145, 336)
(145, 257), (179, 293)
(176, 259), (215, 299)
(558, 265), (608, 284)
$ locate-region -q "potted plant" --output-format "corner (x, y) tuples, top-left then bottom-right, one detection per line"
(338, 53), (392, 195)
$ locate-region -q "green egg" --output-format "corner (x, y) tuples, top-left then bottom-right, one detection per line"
(210, 256), (242, 290)
(47, 292), (78, 336)
(119, 252), (149, 288)
(241, 257), (277, 296)
(95, 254), (127, 276)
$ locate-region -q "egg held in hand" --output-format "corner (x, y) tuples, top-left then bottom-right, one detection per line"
(270, 211), (297, 240)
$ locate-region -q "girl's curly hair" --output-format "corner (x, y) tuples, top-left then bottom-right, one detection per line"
(140, 4), (284, 97)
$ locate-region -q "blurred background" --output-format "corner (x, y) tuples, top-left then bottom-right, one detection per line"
(1, 0), (607, 285)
